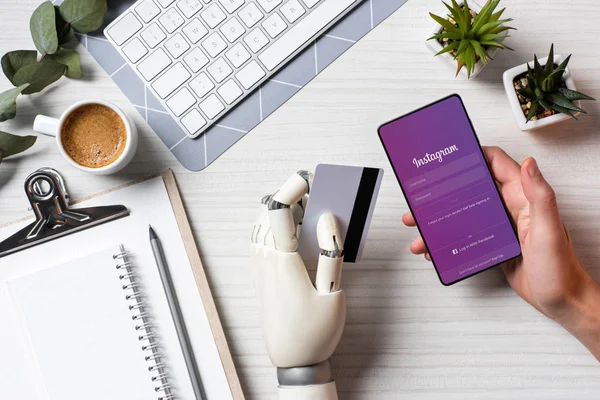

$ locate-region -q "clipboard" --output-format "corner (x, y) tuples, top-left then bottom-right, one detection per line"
(0, 169), (244, 400)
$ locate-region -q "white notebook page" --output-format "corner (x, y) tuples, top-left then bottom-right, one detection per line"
(7, 246), (156, 400)
(0, 176), (233, 400)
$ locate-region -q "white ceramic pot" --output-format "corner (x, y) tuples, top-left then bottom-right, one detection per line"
(502, 55), (579, 131)
(425, 0), (505, 79)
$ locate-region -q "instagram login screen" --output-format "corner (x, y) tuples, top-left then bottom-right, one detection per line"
(379, 96), (520, 284)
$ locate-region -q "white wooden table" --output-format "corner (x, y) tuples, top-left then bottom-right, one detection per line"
(1, 0), (599, 398)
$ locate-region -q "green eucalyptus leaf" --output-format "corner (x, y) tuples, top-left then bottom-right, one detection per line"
(0, 131), (37, 161)
(558, 87), (596, 101)
(30, 1), (59, 55)
(59, 0), (107, 33)
(55, 5), (75, 45)
(12, 58), (66, 94)
(49, 48), (83, 78)
(0, 84), (29, 122)
(1, 50), (37, 83)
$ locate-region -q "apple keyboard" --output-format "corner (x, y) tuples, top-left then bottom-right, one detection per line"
(104, 0), (363, 138)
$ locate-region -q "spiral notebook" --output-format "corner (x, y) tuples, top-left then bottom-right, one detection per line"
(7, 246), (167, 400)
(0, 172), (243, 400)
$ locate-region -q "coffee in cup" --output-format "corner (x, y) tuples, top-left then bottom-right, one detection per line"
(33, 99), (138, 175)
(60, 104), (128, 168)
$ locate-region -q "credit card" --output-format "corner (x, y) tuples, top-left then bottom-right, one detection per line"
(298, 164), (383, 263)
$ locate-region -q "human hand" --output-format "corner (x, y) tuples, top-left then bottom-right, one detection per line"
(403, 147), (600, 359)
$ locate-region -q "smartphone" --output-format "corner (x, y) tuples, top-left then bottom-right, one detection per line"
(378, 94), (521, 285)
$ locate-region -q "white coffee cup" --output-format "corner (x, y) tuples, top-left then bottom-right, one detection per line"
(33, 99), (138, 175)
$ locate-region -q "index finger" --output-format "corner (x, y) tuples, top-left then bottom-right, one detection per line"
(483, 146), (521, 185)
(268, 171), (313, 252)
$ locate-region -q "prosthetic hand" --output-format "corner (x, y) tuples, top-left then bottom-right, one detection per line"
(251, 171), (346, 400)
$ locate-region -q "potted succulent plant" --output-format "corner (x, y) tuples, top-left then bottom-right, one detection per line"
(503, 44), (596, 131)
(426, 0), (515, 79)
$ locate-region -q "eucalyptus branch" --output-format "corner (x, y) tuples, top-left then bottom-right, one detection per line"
(0, 0), (107, 165)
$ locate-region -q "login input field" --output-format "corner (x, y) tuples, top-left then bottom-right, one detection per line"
(405, 152), (482, 192)
(411, 166), (487, 206)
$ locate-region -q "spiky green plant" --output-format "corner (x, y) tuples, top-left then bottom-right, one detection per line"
(428, 0), (515, 78)
(518, 44), (595, 121)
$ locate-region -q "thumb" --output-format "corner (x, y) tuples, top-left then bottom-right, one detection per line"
(521, 157), (563, 231)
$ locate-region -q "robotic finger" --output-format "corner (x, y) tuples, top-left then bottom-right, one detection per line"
(315, 213), (344, 294)
(267, 171), (313, 253)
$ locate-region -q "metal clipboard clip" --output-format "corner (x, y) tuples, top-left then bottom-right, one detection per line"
(0, 168), (129, 258)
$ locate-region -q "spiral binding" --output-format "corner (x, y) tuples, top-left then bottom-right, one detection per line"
(114, 249), (176, 400)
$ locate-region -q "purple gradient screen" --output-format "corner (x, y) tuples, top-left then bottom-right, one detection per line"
(379, 95), (521, 285)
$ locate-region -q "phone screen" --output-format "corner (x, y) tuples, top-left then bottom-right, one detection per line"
(378, 94), (521, 285)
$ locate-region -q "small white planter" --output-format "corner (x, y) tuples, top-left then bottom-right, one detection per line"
(502, 55), (579, 131)
(425, 0), (504, 79)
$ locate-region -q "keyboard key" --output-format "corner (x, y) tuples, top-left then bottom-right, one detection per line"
(225, 43), (251, 68)
(135, 0), (161, 22)
(166, 87), (196, 116)
(200, 94), (225, 119)
(122, 38), (148, 63)
(182, 18), (209, 43)
(207, 57), (233, 83)
(235, 60), (265, 89)
(257, 0), (282, 13)
(189, 72), (215, 97)
(218, 0), (245, 13)
(280, 0), (305, 23)
(201, 3), (226, 28)
(181, 109), (207, 135)
(107, 13), (142, 45)
(141, 23), (167, 48)
(301, 0), (320, 8)
(159, 8), (185, 33)
(177, 0), (203, 17)
(157, 0), (176, 7)
(259, 0), (355, 71)
(262, 13), (287, 38)
(137, 48), (172, 80)
(165, 33), (190, 58)
(201, 32), (227, 57)
(184, 47), (210, 72)
(152, 63), (191, 98)
(217, 79), (243, 104)
(220, 17), (245, 43)
(244, 28), (269, 53)
(239, 3), (264, 27)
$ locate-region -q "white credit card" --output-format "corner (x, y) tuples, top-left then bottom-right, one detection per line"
(298, 164), (383, 263)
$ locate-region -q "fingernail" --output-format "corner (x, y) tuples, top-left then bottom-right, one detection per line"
(527, 158), (539, 178)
